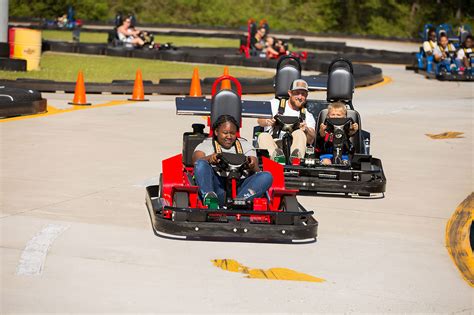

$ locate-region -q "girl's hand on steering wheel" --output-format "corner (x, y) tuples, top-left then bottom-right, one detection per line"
(247, 156), (259, 172)
(209, 153), (220, 164)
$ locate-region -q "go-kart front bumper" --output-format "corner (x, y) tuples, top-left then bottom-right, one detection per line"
(145, 185), (318, 243)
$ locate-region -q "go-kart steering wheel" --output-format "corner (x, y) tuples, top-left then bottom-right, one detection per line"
(215, 152), (250, 179)
(274, 115), (301, 133)
(324, 117), (354, 165)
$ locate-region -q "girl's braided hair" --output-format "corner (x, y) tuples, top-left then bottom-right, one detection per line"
(212, 115), (240, 134)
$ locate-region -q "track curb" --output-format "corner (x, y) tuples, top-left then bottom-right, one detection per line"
(445, 193), (474, 287)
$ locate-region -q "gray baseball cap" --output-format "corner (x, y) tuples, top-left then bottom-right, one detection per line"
(290, 79), (309, 92)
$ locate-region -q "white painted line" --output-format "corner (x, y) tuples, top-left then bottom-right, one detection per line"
(16, 224), (69, 276)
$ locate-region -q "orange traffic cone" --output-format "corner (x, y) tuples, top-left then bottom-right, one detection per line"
(68, 71), (91, 106)
(189, 67), (202, 97)
(128, 69), (149, 101)
(221, 67), (231, 90)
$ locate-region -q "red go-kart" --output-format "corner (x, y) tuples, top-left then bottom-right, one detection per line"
(145, 75), (318, 243)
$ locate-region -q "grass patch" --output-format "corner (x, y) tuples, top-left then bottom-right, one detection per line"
(42, 30), (239, 47)
(0, 52), (273, 83)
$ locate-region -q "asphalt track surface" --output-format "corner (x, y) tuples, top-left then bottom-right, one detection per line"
(1, 63), (473, 312)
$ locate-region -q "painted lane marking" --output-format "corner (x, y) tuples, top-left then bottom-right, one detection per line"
(426, 131), (464, 139)
(445, 193), (473, 287)
(212, 259), (325, 283)
(16, 224), (69, 276)
(356, 76), (392, 90)
(1, 100), (135, 123)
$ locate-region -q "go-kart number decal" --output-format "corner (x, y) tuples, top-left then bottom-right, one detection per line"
(212, 259), (325, 283)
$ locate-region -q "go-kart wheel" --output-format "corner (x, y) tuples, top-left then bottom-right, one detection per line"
(173, 191), (189, 208)
(281, 196), (299, 212)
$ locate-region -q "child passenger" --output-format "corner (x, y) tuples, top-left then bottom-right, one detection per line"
(318, 102), (359, 165)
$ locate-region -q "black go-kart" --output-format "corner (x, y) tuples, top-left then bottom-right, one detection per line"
(145, 75), (318, 243)
(254, 56), (386, 197)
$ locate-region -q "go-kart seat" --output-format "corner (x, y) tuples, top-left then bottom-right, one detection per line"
(274, 58), (302, 98)
(183, 124), (208, 167)
(315, 108), (363, 154)
(210, 89), (242, 128)
(327, 62), (355, 105)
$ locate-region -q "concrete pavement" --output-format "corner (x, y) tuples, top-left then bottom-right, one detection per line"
(1, 63), (473, 313)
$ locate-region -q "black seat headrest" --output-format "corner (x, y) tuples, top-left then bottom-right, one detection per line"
(460, 31), (472, 45)
(316, 108), (362, 152)
(274, 56), (302, 98)
(327, 58), (355, 102)
(211, 89), (242, 127)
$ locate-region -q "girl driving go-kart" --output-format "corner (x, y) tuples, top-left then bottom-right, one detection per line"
(193, 114), (273, 208)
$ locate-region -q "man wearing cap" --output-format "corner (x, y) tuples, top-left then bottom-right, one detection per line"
(256, 79), (316, 160)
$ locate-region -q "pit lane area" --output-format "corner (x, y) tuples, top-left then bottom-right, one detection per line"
(1, 63), (472, 313)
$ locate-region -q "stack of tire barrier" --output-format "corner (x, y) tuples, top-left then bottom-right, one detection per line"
(0, 86), (47, 118)
(0, 61), (382, 96)
(0, 77), (275, 95)
(286, 37), (415, 64)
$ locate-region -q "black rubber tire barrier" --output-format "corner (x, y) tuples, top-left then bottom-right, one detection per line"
(158, 79), (192, 95)
(159, 50), (188, 62)
(186, 54), (216, 64)
(0, 43), (9, 58)
(132, 49), (161, 59)
(0, 86), (47, 118)
(78, 44), (106, 55)
(106, 47), (134, 57)
(41, 39), (409, 66)
(0, 58), (27, 71)
(111, 80), (154, 85)
(215, 55), (245, 66)
(47, 41), (77, 53)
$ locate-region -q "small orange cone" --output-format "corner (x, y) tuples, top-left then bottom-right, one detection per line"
(68, 71), (91, 106)
(189, 67), (202, 97)
(128, 69), (149, 101)
(221, 67), (231, 90)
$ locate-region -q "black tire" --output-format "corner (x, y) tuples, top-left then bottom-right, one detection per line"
(48, 41), (77, 53)
(173, 192), (189, 208)
(111, 80), (154, 85)
(187, 54), (216, 64)
(160, 50), (188, 62)
(281, 196), (299, 212)
(132, 49), (158, 59)
(106, 47), (133, 57)
(0, 58), (27, 71)
(215, 54), (244, 66)
(0, 43), (9, 58)
(78, 44), (105, 55)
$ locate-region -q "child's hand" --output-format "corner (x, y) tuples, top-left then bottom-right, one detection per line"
(349, 122), (359, 136)
(351, 122), (359, 132)
(319, 123), (327, 137)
